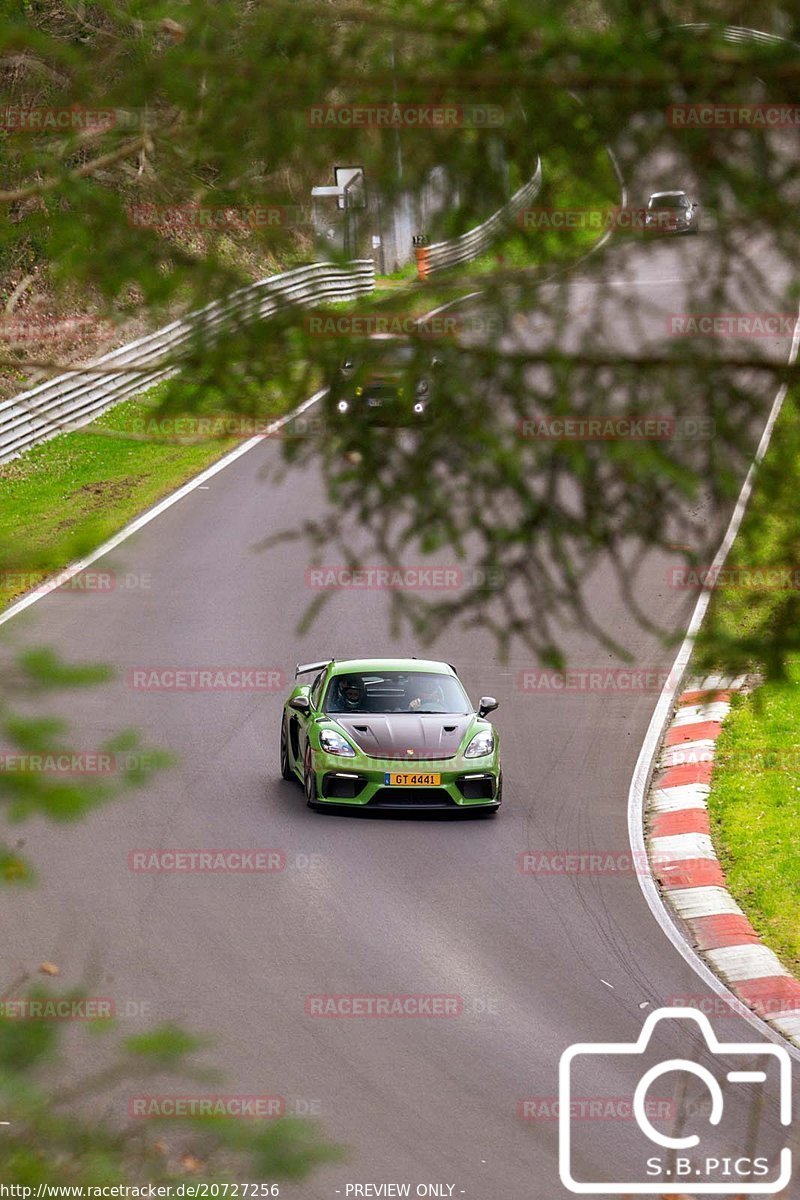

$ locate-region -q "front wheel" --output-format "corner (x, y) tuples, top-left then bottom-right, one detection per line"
(304, 746), (320, 808)
(280, 716), (295, 781)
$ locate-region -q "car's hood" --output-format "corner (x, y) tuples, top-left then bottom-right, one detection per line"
(365, 367), (404, 381)
(332, 713), (472, 760)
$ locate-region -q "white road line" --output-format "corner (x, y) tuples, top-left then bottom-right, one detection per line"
(0, 391), (325, 628)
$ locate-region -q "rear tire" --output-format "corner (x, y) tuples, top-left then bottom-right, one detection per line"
(280, 716), (295, 781)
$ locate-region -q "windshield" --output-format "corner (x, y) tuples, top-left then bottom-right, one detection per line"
(648, 194), (689, 209)
(341, 343), (417, 373)
(366, 344), (417, 369)
(324, 670), (471, 714)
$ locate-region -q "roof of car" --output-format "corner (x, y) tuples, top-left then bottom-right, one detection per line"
(328, 658), (456, 676)
(649, 190), (688, 199)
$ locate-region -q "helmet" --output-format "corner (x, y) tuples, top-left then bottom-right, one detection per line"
(413, 677), (445, 708)
(338, 677), (364, 708)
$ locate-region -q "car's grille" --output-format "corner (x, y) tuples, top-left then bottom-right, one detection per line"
(361, 751), (454, 761)
(456, 775), (496, 801)
(364, 386), (399, 403)
(369, 787), (457, 808)
(322, 773), (368, 800)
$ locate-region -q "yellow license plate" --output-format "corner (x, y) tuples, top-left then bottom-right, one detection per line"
(386, 772), (441, 786)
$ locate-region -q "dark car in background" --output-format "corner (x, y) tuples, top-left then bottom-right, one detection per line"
(327, 335), (442, 425)
(644, 190), (700, 235)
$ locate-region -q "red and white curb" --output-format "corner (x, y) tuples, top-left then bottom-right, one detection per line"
(646, 674), (800, 1048)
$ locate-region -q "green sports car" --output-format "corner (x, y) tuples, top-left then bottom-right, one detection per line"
(279, 658), (502, 812)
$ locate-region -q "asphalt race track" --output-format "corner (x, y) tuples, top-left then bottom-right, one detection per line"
(3, 228), (799, 1198)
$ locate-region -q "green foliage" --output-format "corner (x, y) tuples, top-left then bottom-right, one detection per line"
(697, 388), (800, 678)
(1, 2), (800, 1187)
(0, 990), (343, 1183)
(7, 0), (788, 660)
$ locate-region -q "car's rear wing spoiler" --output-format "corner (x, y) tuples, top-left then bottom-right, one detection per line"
(295, 660), (332, 678)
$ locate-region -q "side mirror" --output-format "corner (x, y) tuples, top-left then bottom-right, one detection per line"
(478, 696), (498, 718)
(289, 694), (311, 714)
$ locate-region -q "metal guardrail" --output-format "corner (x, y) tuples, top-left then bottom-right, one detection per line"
(416, 158), (543, 278)
(671, 22), (799, 47)
(0, 258), (375, 463)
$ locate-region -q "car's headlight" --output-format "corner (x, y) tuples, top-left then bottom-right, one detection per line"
(319, 728), (356, 757)
(464, 729), (494, 758)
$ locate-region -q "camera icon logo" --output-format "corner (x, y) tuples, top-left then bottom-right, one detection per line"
(559, 1007), (792, 1194)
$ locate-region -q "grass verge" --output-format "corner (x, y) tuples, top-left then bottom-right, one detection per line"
(711, 677), (800, 974)
(0, 390), (245, 609)
(698, 388), (800, 975)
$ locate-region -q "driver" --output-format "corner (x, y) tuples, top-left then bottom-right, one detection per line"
(408, 678), (445, 711)
(336, 677), (365, 711)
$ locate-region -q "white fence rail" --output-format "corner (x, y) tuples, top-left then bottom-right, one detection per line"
(417, 158), (542, 277)
(0, 258), (375, 463)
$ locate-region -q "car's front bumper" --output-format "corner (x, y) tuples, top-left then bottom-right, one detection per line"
(644, 219), (696, 234)
(310, 750), (501, 809)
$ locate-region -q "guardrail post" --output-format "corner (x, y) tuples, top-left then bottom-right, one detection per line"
(415, 246), (431, 281)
